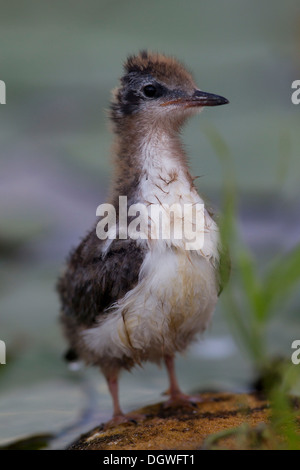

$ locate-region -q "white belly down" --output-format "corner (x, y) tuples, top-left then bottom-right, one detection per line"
(82, 247), (218, 364)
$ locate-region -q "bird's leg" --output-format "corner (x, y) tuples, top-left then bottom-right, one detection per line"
(106, 373), (123, 419)
(163, 354), (203, 408)
(104, 371), (145, 428)
(164, 354), (183, 398)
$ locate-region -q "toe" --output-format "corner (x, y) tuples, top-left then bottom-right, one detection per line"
(103, 412), (145, 429)
(163, 393), (203, 409)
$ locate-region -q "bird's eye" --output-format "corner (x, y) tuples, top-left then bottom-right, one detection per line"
(142, 85), (157, 98)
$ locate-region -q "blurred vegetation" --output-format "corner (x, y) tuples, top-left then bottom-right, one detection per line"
(207, 127), (300, 449)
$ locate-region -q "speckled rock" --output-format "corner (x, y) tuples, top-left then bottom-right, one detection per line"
(68, 392), (278, 450)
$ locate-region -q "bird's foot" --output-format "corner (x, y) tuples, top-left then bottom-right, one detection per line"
(103, 412), (145, 430)
(163, 392), (203, 409)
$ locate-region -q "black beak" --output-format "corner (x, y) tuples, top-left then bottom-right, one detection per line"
(160, 89), (229, 108)
(191, 89), (229, 107)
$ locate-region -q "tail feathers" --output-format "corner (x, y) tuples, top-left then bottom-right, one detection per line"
(64, 348), (79, 362)
(63, 348), (83, 371)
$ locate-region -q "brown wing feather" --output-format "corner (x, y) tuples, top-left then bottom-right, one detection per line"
(57, 227), (147, 328)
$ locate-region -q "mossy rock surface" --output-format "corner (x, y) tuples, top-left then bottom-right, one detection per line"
(68, 392), (281, 450)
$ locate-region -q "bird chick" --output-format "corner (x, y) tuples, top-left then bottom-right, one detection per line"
(57, 51), (229, 425)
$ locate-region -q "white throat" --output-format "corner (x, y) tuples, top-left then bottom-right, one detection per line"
(134, 129), (219, 260)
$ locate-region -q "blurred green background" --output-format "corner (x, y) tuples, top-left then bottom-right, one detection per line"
(0, 0), (299, 449)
